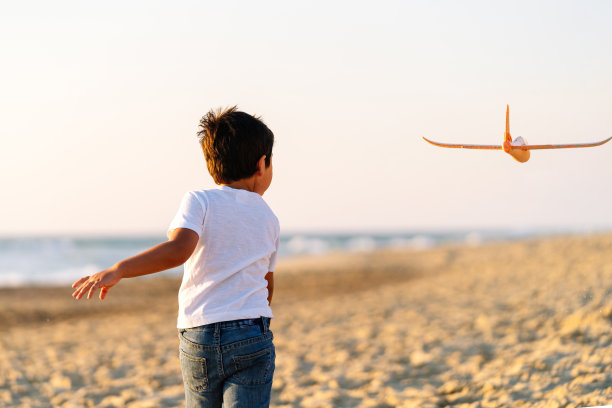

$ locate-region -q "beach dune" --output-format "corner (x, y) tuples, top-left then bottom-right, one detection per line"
(1, 234), (612, 407)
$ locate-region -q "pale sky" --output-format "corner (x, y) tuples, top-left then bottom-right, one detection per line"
(1, 0), (611, 235)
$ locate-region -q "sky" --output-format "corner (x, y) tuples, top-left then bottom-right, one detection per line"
(1, 0), (611, 235)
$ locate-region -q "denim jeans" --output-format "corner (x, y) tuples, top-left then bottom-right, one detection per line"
(178, 317), (275, 408)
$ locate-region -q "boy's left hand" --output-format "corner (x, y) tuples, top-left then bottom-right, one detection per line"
(72, 266), (122, 300)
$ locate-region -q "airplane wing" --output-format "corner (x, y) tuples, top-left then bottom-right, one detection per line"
(512, 136), (612, 150)
(422, 137), (502, 150)
(423, 136), (612, 150)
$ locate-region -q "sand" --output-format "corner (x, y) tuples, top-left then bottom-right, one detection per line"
(2, 234), (612, 407)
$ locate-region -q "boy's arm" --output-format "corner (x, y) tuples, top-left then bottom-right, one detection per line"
(265, 272), (274, 305)
(72, 228), (199, 300)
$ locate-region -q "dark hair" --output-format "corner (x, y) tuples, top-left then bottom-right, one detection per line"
(197, 106), (274, 184)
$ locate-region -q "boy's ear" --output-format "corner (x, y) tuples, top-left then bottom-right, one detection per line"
(256, 155), (267, 175)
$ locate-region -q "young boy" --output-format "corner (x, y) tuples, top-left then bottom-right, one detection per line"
(72, 106), (279, 407)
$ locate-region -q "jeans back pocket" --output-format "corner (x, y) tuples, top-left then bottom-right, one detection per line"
(180, 349), (209, 392)
(232, 346), (274, 386)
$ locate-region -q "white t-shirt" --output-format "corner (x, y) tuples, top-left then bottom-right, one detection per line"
(168, 186), (279, 328)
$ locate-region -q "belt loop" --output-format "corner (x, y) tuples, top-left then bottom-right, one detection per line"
(260, 317), (268, 334)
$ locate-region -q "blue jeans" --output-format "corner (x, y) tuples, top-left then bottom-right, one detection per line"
(178, 317), (275, 408)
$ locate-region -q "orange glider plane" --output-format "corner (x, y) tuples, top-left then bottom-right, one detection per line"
(423, 105), (611, 163)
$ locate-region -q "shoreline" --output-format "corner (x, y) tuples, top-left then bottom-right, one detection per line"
(3, 229), (610, 289)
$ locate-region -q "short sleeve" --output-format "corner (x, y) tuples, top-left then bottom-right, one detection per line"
(167, 191), (206, 238)
(268, 235), (280, 272)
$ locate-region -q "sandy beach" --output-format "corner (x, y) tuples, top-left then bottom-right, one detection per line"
(2, 234), (612, 407)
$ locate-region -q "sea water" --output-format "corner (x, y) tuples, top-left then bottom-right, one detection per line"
(0, 229), (582, 287)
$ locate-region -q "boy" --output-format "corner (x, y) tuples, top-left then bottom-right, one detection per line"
(72, 106), (279, 408)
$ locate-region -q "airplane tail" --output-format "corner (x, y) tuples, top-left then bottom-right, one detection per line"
(504, 104), (512, 142)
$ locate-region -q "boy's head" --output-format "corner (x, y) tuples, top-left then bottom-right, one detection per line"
(197, 106), (274, 185)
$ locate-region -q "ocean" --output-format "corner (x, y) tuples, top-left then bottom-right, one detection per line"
(0, 229), (592, 287)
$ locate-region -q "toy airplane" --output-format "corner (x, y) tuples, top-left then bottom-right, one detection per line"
(423, 105), (611, 163)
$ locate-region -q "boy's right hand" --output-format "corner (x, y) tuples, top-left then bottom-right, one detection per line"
(71, 228), (199, 301)
(72, 266), (122, 300)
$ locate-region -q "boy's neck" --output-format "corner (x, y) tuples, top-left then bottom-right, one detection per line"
(220, 157), (272, 196)
(221, 177), (259, 195)
(222, 180), (253, 192)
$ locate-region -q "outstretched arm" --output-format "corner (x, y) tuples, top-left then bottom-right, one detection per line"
(72, 228), (199, 300)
